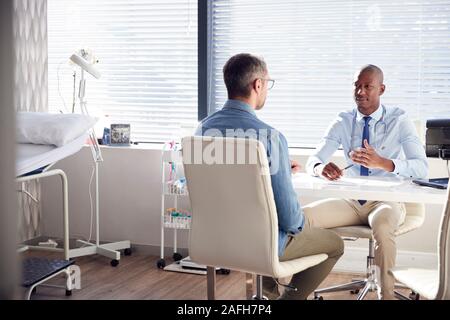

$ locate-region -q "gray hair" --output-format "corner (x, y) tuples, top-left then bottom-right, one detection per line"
(223, 53), (267, 99)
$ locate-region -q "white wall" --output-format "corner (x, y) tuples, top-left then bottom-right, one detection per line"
(41, 145), (189, 249)
(41, 145), (448, 270)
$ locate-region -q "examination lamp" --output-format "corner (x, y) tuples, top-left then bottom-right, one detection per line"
(67, 50), (130, 262)
(69, 53), (101, 79)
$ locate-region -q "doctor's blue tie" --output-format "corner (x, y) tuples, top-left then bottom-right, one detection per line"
(358, 116), (371, 205)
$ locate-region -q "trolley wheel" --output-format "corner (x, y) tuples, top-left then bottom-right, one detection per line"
(173, 252), (183, 261)
(314, 295), (323, 300)
(218, 268), (230, 275)
(350, 289), (360, 294)
(409, 291), (420, 300)
(157, 258), (166, 269)
(124, 248), (132, 256)
(110, 259), (119, 267)
(65, 289), (72, 296)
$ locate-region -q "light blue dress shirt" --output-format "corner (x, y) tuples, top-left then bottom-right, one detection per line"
(196, 99), (305, 256)
(306, 104), (428, 179)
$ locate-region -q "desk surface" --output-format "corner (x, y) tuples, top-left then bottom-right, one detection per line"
(292, 173), (447, 204)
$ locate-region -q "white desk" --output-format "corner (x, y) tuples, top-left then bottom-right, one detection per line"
(292, 173), (446, 204)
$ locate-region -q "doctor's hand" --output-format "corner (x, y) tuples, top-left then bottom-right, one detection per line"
(290, 159), (302, 174)
(350, 139), (394, 172)
(314, 162), (343, 181)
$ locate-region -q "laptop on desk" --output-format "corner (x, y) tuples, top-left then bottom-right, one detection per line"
(412, 177), (448, 190)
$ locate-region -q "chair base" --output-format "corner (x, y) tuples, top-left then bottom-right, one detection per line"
(314, 277), (381, 300)
(315, 240), (381, 300)
(314, 238), (420, 300)
(314, 276), (419, 300)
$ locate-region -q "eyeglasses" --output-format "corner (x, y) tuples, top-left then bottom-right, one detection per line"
(258, 78), (275, 90)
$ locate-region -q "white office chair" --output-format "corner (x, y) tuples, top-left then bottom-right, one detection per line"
(182, 136), (328, 299)
(313, 202), (425, 300)
(389, 186), (450, 300)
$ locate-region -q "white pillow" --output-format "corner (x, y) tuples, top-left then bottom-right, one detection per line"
(16, 112), (97, 147)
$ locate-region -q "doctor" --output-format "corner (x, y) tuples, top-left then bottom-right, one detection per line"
(305, 64), (428, 299)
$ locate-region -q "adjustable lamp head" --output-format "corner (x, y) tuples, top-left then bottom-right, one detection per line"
(70, 53), (101, 79)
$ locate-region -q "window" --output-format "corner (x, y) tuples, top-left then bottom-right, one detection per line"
(210, 0), (450, 147)
(48, 0), (198, 143)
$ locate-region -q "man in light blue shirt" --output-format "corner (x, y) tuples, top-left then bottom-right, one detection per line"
(197, 53), (343, 300)
(305, 65), (428, 299)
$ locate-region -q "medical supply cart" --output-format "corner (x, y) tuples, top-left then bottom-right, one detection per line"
(157, 143), (191, 269)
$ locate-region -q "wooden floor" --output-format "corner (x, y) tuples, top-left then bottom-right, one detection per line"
(22, 251), (412, 300)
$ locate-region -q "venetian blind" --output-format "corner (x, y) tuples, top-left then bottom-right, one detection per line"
(48, 0), (198, 142)
(210, 0), (450, 147)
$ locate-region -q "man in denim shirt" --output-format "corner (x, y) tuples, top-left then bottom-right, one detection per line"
(196, 53), (343, 300)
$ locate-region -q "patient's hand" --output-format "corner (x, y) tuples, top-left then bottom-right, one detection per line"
(290, 159), (301, 174)
(315, 162), (342, 181)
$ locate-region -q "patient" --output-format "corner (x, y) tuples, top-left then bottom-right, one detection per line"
(305, 64), (428, 299)
(196, 53), (344, 300)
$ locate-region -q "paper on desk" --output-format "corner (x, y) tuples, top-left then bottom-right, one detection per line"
(321, 177), (404, 187)
(321, 178), (360, 186)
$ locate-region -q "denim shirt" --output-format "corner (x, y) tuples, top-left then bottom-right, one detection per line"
(195, 99), (305, 256)
(306, 105), (428, 179)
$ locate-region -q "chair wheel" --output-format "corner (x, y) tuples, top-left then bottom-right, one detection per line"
(156, 258), (166, 269)
(314, 295), (323, 300)
(173, 253), (183, 261)
(110, 259), (119, 267)
(124, 248), (132, 256)
(218, 268), (230, 275)
(65, 289), (72, 296)
(350, 289), (360, 294)
(409, 292), (420, 300)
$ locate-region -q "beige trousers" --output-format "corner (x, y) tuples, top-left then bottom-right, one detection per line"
(303, 198), (406, 300)
(263, 221), (344, 300)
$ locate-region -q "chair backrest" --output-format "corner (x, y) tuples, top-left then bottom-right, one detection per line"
(182, 136), (279, 276)
(395, 203), (425, 236)
(436, 185), (450, 299)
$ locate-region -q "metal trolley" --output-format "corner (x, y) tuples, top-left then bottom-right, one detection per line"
(156, 144), (191, 269)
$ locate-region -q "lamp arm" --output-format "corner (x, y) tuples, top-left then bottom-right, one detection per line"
(87, 129), (103, 163)
(78, 69), (87, 113)
(78, 68), (103, 163)
(72, 71), (76, 113)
